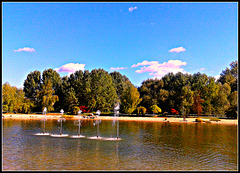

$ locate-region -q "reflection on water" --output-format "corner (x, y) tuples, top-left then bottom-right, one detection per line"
(2, 119), (238, 170)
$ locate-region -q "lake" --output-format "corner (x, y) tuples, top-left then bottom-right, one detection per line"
(2, 119), (238, 170)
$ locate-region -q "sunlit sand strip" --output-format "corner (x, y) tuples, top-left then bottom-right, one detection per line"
(2, 114), (238, 125)
(96, 116), (238, 125)
(178, 120), (188, 122)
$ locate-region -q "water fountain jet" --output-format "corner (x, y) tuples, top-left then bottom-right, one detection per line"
(34, 107), (50, 136)
(114, 102), (120, 140)
(88, 110), (102, 140)
(50, 109), (68, 137)
(70, 110), (85, 138)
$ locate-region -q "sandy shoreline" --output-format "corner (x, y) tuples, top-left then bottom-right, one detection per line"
(2, 114), (238, 125)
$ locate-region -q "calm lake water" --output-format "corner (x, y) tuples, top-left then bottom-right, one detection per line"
(2, 119), (238, 170)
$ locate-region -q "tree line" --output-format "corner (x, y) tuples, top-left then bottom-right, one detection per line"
(2, 61), (238, 118)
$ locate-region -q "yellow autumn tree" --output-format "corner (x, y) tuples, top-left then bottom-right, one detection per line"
(36, 79), (59, 112)
(121, 81), (142, 114)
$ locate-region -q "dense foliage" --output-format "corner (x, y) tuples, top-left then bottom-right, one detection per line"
(138, 61), (238, 118)
(3, 82), (35, 113)
(2, 61), (238, 118)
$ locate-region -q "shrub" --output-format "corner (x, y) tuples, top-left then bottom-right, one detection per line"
(72, 106), (80, 115)
(150, 105), (162, 114)
(137, 106), (147, 116)
(79, 106), (90, 113)
(195, 118), (203, 122)
(3, 105), (8, 112)
(171, 108), (179, 115)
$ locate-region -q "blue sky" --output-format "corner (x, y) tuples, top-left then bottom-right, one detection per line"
(2, 2), (238, 88)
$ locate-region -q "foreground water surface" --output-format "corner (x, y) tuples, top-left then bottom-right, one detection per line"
(2, 119), (238, 170)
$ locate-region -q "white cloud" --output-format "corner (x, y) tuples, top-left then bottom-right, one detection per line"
(169, 47), (186, 53)
(110, 67), (127, 71)
(214, 75), (221, 81)
(200, 68), (205, 71)
(14, 47), (36, 52)
(55, 63), (85, 76)
(131, 60), (159, 68)
(129, 6), (137, 12)
(132, 60), (187, 78)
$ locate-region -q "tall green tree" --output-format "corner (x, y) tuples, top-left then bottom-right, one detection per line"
(202, 77), (219, 114)
(228, 91), (238, 108)
(71, 70), (84, 105)
(226, 91), (238, 118)
(89, 69), (118, 112)
(64, 87), (79, 113)
(157, 89), (169, 112)
(42, 69), (62, 90)
(161, 72), (192, 113)
(180, 85), (194, 114)
(161, 72), (175, 91)
(110, 71), (131, 97)
(55, 76), (70, 111)
(213, 83), (231, 115)
(81, 70), (92, 107)
(191, 72), (208, 92)
(171, 72), (191, 111)
(218, 60), (238, 92)
(138, 78), (164, 111)
(23, 70), (41, 102)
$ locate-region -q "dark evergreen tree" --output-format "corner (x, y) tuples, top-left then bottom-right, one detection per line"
(82, 70), (91, 107)
(23, 70), (41, 101)
(110, 71), (131, 97)
(68, 70), (84, 105)
(89, 69), (118, 112)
